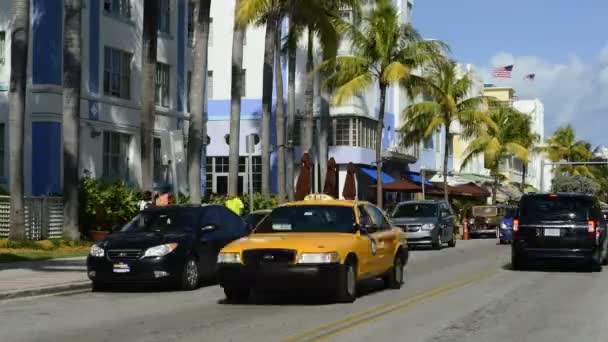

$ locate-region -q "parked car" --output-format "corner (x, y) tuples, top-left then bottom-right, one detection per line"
(468, 205), (504, 239)
(87, 204), (249, 291)
(390, 200), (456, 249)
(217, 196), (408, 303)
(243, 209), (272, 232)
(512, 193), (608, 271)
(496, 206), (518, 244)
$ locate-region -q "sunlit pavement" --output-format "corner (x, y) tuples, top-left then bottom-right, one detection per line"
(2, 239), (607, 342)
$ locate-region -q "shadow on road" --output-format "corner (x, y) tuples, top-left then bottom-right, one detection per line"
(0, 258), (86, 273)
(93, 279), (219, 294)
(503, 261), (597, 273)
(217, 278), (388, 306)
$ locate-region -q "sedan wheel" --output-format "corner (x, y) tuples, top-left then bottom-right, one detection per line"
(180, 257), (200, 291)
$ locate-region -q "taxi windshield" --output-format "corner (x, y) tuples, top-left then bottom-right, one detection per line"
(254, 205), (356, 234)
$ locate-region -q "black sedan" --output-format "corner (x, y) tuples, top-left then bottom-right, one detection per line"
(87, 204), (249, 291)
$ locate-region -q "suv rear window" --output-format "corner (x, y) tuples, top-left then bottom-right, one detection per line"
(520, 196), (592, 223)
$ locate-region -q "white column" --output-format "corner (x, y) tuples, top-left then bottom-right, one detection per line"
(338, 164), (347, 199)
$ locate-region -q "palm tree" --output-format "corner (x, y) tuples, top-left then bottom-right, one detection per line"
(275, 26), (286, 202)
(400, 60), (492, 201)
(228, 0), (245, 197)
(461, 106), (530, 204)
(322, 0), (446, 208)
(238, 0), (281, 197)
(187, 0), (212, 204)
(544, 125), (593, 177)
(62, 0), (82, 240)
(140, 0), (159, 192)
(8, 0), (29, 240)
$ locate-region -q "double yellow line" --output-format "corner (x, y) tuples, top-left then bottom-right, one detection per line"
(282, 268), (497, 342)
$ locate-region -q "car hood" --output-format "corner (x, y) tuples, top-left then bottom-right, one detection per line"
(391, 217), (437, 225)
(99, 232), (187, 250)
(222, 233), (357, 253)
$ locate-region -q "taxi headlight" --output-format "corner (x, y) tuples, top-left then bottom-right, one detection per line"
(297, 252), (340, 264)
(421, 223), (435, 231)
(217, 252), (242, 264)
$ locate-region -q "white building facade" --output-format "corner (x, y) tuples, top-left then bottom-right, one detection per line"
(0, 0), (432, 200)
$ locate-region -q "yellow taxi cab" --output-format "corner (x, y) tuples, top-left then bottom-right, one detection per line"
(216, 195), (408, 303)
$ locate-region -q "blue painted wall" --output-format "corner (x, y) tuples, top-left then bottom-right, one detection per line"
(32, 0), (63, 85)
(32, 122), (62, 196)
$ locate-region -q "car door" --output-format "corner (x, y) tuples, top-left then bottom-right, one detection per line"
(440, 203), (455, 242)
(356, 205), (376, 278)
(197, 206), (222, 276)
(365, 205), (393, 274)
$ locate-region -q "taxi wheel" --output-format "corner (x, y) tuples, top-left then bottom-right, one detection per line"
(384, 255), (404, 289)
(179, 257), (200, 291)
(336, 260), (357, 303)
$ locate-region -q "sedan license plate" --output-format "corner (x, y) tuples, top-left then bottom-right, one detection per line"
(113, 263), (130, 273)
(544, 228), (561, 237)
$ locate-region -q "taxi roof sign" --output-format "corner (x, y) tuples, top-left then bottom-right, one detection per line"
(304, 194), (335, 201)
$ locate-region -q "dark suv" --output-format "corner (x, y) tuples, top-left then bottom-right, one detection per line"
(512, 193), (608, 271)
(390, 200), (456, 249)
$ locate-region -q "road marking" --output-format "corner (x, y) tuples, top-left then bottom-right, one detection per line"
(283, 268), (497, 342)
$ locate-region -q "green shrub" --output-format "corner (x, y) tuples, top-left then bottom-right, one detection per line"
(79, 177), (139, 233)
(202, 192), (279, 213)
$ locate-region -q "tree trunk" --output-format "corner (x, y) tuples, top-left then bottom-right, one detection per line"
(62, 0), (82, 240)
(261, 17), (277, 197)
(286, 21), (296, 201)
(301, 28), (314, 155)
(187, 0), (211, 203)
(376, 86), (387, 209)
(318, 81), (330, 191)
(443, 124), (450, 202)
(521, 163), (527, 193)
(228, 0), (244, 197)
(493, 173), (498, 204)
(8, 0), (29, 240)
(274, 29), (286, 202)
(141, 0), (159, 192)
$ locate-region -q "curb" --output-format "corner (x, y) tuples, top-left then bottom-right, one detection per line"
(0, 281), (91, 301)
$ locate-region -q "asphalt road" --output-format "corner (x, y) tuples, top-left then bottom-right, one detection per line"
(2, 239), (608, 342)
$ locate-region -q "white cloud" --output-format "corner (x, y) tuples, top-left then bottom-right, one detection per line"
(476, 45), (608, 145)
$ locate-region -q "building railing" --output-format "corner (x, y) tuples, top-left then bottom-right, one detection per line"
(0, 196), (64, 240)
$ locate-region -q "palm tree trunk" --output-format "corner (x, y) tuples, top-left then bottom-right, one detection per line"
(62, 0), (82, 240)
(318, 83), (330, 191)
(275, 27), (286, 202)
(228, 1), (244, 197)
(443, 124), (450, 202)
(141, 0), (159, 192)
(376, 86), (387, 209)
(286, 22), (296, 201)
(302, 28), (314, 155)
(493, 173), (499, 204)
(187, 0), (211, 204)
(261, 17), (277, 197)
(521, 163), (527, 193)
(8, 0), (29, 240)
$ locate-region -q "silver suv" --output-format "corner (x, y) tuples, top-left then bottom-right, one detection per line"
(390, 200), (456, 249)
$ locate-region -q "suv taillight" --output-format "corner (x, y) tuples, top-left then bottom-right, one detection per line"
(513, 219), (519, 232)
(587, 220), (597, 240)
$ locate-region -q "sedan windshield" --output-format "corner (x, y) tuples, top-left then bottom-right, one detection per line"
(255, 206), (355, 233)
(121, 209), (199, 234)
(392, 203), (437, 218)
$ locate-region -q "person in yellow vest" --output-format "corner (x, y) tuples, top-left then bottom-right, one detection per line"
(225, 195), (244, 216)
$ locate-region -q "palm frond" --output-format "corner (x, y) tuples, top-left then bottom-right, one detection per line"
(332, 73), (374, 105)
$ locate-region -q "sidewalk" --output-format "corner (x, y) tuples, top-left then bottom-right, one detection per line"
(0, 257), (90, 301)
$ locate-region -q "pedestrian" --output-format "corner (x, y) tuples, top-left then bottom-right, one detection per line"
(225, 195), (244, 216)
(139, 191), (152, 211)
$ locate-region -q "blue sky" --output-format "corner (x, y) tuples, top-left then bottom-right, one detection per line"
(413, 0), (608, 146)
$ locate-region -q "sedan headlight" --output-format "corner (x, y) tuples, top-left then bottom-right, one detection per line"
(297, 252), (340, 264)
(143, 243), (178, 258)
(217, 252), (242, 264)
(500, 223), (508, 229)
(89, 245), (105, 258)
(421, 223), (435, 231)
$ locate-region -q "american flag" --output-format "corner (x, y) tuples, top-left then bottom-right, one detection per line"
(524, 73), (535, 81)
(492, 65), (513, 78)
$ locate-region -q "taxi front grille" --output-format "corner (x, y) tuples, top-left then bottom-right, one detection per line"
(242, 249), (297, 265)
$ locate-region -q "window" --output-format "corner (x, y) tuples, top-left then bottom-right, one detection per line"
(207, 70), (214, 99)
(358, 205), (371, 226)
(103, 47), (131, 99)
(205, 157), (213, 193)
(157, 0), (171, 34)
(365, 205), (389, 231)
(0, 31), (5, 64)
(153, 137), (163, 183)
(447, 133), (454, 156)
(251, 156), (262, 193)
(435, 129), (441, 152)
(423, 134), (433, 150)
(187, 2), (194, 45)
(393, 203), (438, 218)
(209, 18), (214, 46)
(102, 131), (131, 180)
(335, 118), (350, 146)
(155, 62), (170, 107)
(255, 206), (356, 234)
(0, 124), (4, 177)
(240, 69), (246, 97)
(104, 0), (131, 18)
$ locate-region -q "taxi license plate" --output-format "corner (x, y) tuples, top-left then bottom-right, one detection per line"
(113, 263), (130, 273)
(544, 229), (561, 237)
